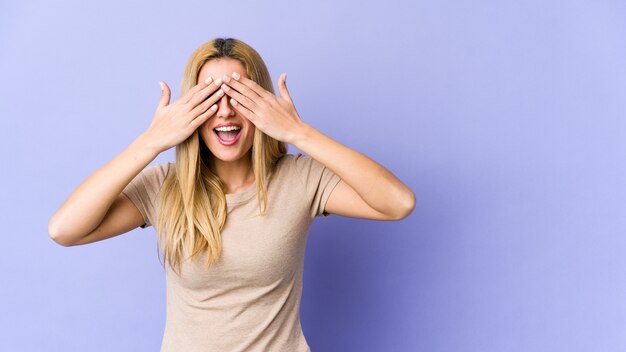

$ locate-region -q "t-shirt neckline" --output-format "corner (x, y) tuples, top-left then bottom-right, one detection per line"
(225, 181), (258, 205)
(168, 162), (259, 205)
(225, 165), (278, 205)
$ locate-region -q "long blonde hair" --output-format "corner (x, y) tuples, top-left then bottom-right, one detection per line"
(156, 38), (286, 275)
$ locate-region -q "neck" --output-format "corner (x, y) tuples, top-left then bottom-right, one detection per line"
(209, 152), (255, 194)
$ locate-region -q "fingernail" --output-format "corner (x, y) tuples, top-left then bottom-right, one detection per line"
(230, 98), (238, 106)
(204, 76), (213, 84)
(217, 89), (224, 95)
(221, 84), (229, 91)
(214, 78), (223, 86)
(210, 104), (217, 110)
(284, 73), (287, 83)
(159, 81), (164, 91)
(232, 72), (240, 80)
(222, 74), (230, 83)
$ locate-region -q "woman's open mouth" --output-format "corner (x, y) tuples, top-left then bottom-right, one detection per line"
(214, 125), (242, 146)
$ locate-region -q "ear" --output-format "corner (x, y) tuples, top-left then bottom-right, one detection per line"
(277, 73), (292, 103)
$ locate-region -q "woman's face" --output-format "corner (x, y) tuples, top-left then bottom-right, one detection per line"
(197, 58), (255, 164)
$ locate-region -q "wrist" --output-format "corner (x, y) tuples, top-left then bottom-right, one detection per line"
(132, 132), (163, 159)
(290, 122), (315, 149)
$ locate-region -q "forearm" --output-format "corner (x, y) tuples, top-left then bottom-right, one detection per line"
(294, 123), (415, 218)
(48, 133), (160, 241)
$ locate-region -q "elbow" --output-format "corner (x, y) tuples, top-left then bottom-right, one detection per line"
(48, 218), (75, 247)
(389, 189), (416, 221)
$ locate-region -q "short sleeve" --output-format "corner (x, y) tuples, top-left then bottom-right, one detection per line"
(292, 153), (342, 218)
(121, 162), (172, 229)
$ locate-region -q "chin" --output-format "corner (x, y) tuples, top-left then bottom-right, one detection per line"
(210, 148), (252, 162)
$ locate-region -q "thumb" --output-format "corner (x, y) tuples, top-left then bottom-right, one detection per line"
(277, 73), (292, 103)
(158, 81), (171, 107)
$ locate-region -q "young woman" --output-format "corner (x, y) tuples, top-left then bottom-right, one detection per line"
(49, 38), (415, 351)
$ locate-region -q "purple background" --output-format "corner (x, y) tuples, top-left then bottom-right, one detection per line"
(2, 1), (626, 351)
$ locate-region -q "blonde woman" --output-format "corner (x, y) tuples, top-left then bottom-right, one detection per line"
(48, 37), (415, 351)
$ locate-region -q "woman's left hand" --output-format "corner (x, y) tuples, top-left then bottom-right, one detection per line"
(219, 72), (308, 145)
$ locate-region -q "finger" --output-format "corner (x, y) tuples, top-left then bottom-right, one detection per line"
(190, 87), (224, 117)
(222, 74), (263, 104)
(277, 73), (292, 103)
(221, 82), (258, 111)
(229, 98), (258, 124)
(230, 72), (274, 100)
(182, 76), (216, 104)
(187, 78), (223, 108)
(158, 81), (171, 107)
(190, 103), (218, 130)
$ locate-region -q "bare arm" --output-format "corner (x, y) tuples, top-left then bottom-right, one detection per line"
(220, 72), (415, 221)
(295, 124), (415, 220)
(47, 134), (159, 246)
(48, 76), (226, 246)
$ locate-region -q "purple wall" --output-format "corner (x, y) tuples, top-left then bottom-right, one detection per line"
(2, 0), (626, 351)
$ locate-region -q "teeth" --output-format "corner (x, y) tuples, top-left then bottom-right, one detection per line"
(215, 126), (241, 132)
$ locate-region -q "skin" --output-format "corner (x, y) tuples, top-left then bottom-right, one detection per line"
(48, 56), (415, 248)
(217, 62), (416, 220)
(197, 59), (256, 194)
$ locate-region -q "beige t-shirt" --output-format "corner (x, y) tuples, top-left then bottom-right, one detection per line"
(122, 153), (341, 352)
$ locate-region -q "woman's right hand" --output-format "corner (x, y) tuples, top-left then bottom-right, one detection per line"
(143, 77), (225, 153)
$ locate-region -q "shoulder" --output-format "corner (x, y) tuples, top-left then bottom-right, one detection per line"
(274, 153), (333, 186)
(161, 162), (174, 176)
(276, 153), (316, 170)
(274, 153), (316, 178)
(139, 162), (174, 186)
(150, 161), (173, 176)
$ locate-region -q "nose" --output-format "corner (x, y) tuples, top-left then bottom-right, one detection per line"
(215, 94), (235, 118)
